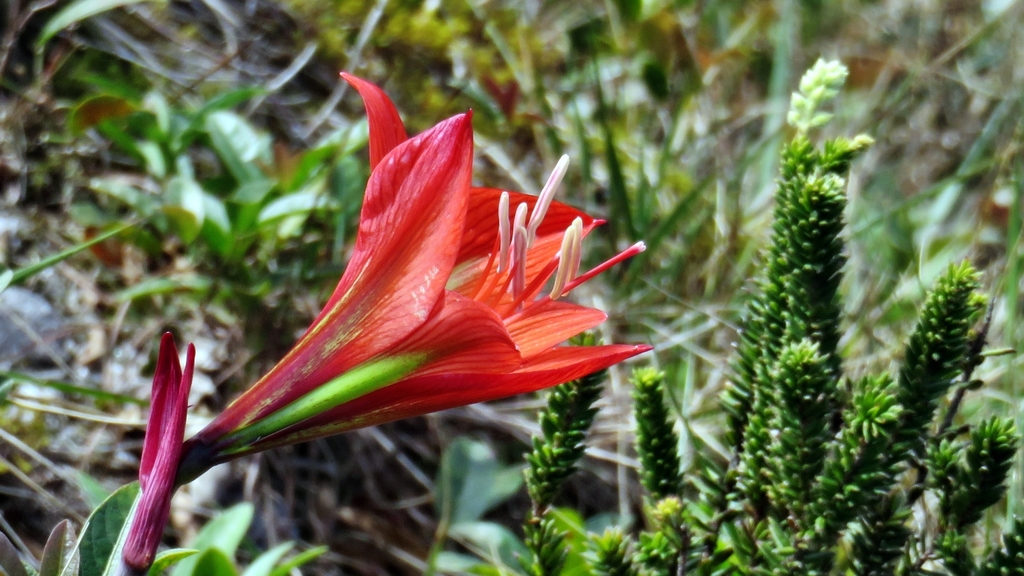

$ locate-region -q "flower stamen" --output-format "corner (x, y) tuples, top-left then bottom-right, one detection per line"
(503, 254), (561, 316)
(567, 217), (583, 284)
(527, 155), (570, 247)
(513, 201), (528, 233)
(497, 191), (511, 273)
(511, 224), (528, 299)
(549, 217), (583, 299)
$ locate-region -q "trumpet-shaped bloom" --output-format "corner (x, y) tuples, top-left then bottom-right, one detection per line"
(176, 75), (649, 484)
(120, 334), (195, 574)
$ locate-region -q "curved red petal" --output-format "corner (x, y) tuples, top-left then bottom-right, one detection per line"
(341, 73), (408, 169)
(124, 344), (194, 571)
(139, 333), (181, 488)
(196, 114), (474, 441)
(394, 291), (521, 377)
(504, 299), (607, 359)
(242, 344), (650, 453)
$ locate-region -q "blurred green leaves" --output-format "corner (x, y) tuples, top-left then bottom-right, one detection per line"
(169, 503), (325, 576)
(69, 83), (368, 310)
(38, 0), (160, 47)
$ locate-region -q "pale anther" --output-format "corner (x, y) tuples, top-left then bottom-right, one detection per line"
(497, 192), (510, 273)
(511, 225), (528, 299)
(513, 201), (528, 232)
(567, 217), (583, 283)
(510, 202), (528, 273)
(527, 155), (570, 247)
(550, 219), (581, 299)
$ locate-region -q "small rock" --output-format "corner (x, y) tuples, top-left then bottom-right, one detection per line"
(0, 286), (69, 365)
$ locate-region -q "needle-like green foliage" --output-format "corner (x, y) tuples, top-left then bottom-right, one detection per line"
(590, 529), (639, 576)
(523, 514), (569, 576)
(524, 368), (604, 510)
(633, 368), (684, 500)
(516, 58), (1022, 576)
(978, 518), (1024, 576)
(522, 342), (607, 576)
(891, 262), (987, 462)
(635, 497), (694, 576)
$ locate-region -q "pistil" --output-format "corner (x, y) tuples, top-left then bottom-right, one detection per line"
(528, 154), (569, 246)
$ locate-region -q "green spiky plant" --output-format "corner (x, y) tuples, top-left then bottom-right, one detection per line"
(518, 59), (1022, 576)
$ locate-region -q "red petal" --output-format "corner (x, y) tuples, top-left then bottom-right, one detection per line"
(139, 333), (181, 489)
(504, 299), (607, 359)
(197, 114), (475, 441)
(394, 291), (521, 377)
(243, 344), (650, 453)
(124, 343), (194, 571)
(341, 73), (408, 169)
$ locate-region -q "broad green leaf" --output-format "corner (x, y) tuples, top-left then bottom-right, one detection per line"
(239, 542), (292, 576)
(188, 549), (237, 576)
(90, 178), (157, 216)
(202, 194), (231, 232)
(200, 194), (233, 257)
(192, 88), (265, 128)
(143, 92), (171, 135)
(0, 269), (12, 294)
(39, 0), (160, 46)
(164, 166), (206, 243)
(436, 439), (524, 526)
(147, 549), (198, 576)
(583, 512), (628, 534)
(613, 0), (641, 21)
(283, 146), (336, 192)
(287, 120), (369, 191)
(114, 275), (212, 302)
(433, 551), (484, 573)
(274, 214), (308, 239)
(68, 201), (116, 227)
(266, 546), (326, 576)
(68, 95), (136, 133)
(489, 466), (526, 514)
(78, 482), (140, 576)
(170, 503), (254, 576)
(96, 121), (146, 161)
(205, 112), (268, 183)
(231, 179), (275, 205)
(448, 521), (527, 573)
(257, 191), (327, 224)
(312, 118), (368, 156)
(137, 141), (166, 179)
(40, 520), (76, 576)
(78, 471), (113, 510)
(0, 380), (14, 404)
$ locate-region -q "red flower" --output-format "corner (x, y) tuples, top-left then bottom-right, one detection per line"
(120, 334), (195, 574)
(176, 76), (649, 483)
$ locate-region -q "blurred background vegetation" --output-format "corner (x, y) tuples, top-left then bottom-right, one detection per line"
(1, 0), (1022, 573)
